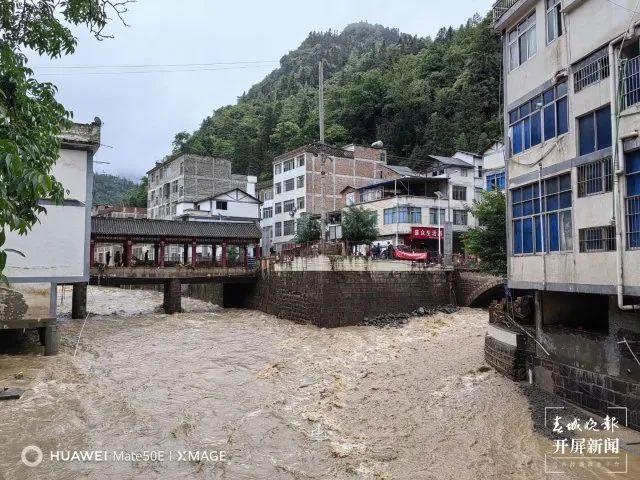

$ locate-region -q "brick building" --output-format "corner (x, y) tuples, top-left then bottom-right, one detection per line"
(261, 142), (401, 252)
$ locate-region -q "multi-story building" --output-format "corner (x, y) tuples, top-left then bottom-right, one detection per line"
(347, 151), (492, 252)
(261, 142), (399, 252)
(146, 154), (255, 220)
(256, 180), (275, 254)
(492, 0), (640, 426)
(146, 154), (258, 260)
(481, 141), (507, 191)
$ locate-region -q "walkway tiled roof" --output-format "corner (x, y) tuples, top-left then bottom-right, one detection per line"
(427, 155), (474, 168)
(92, 217), (260, 239)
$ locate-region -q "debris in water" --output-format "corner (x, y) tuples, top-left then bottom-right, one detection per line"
(14, 371), (23, 379)
(0, 387), (24, 401)
(359, 305), (460, 328)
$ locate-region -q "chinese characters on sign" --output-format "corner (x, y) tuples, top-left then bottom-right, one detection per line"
(411, 227), (443, 240)
(545, 408), (627, 474)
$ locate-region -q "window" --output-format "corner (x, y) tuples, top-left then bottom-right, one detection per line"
(296, 196), (305, 210)
(622, 52), (640, 109)
(477, 166), (483, 179)
(262, 207), (273, 219)
(283, 159), (295, 172)
(578, 105), (612, 156)
(508, 11), (536, 71)
(283, 199), (295, 212)
(453, 210), (468, 225)
(511, 173), (572, 254)
(275, 202), (282, 214)
(283, 220), (295, 236)
(260, 189), (273, 201)
(359, 189), (383, 203)
(275, 182), (282, 194)
(452, 185), (467, 201)
(178, 186), (184, 197)
(486, 172), (506, 191)
(383, 207), (421, 224)
(171, 181), (178, 193)
(275, 221), (282, 237)
(461, 169), (468, 177)
(346, 192), (355, 206)
(216, 201), (228, 210)
(510, 81), (568, 155)
(546, 0), (563, 43)
(297, 175), (305, 189)
(297, 155), (305, 167)
(626, 150), (640, 248)
(579, 226), (615, 252)
(574, 50), (610, 93)
(577, 157), (613, 197)
(429, 208), (446, 225)
(284, 178), (295, 192)
(274, 164), (281, 175)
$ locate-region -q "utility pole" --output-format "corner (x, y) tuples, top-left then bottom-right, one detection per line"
(319, 60), (326, 255)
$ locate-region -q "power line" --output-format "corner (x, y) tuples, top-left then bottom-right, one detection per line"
(36, 64), (277, 77)
(33, 60), (278, 69)
(604, 0), (640, 14)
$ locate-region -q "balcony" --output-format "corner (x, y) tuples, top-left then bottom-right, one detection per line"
(492, 0), (519, 24)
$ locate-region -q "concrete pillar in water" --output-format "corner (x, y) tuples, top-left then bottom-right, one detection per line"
(163, 279), (182, 314)
(72, 282), (88, 319)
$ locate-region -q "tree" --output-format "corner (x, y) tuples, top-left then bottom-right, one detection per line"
(462, 190), (507, 276)
(0, 0), (132, 280)
(122, 177), (148, 208)
(341, 206), (379, 247)
(293, 214), (321, 244)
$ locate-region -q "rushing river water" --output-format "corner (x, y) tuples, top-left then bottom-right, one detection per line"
(0, 286), (638, 479)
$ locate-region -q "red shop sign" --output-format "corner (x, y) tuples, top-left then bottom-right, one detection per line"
(411, 226), (443, 239)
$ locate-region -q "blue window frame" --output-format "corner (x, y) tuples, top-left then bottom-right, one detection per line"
(626, 150), (640, 248)
(510, 81), (568, 155)
(578, 105), (612, 156)
(384, 206), (421, 225)
(511, 173), (573, 254)
(486, 172), (506, 191)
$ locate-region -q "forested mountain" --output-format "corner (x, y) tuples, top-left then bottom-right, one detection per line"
(170, 15), (502, 179)
(92, 173), (138, 206)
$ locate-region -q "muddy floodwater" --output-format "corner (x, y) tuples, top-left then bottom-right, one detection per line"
(1, 286), (639, 479)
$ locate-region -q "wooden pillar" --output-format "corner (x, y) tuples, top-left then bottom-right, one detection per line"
(183, 244), (188, 264)
(123, 240), (132, 267)
(191, 241), (197, 268)
(159, 241), (165, 268)
(154, 244), (160, 266)
(89, 240), (95, 268)
(221, 240), (227, 268)
(212, 244), (217, 266)
(243, 244), (248, 270)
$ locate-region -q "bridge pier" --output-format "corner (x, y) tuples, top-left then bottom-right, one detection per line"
(72, 282), (88, 319)
(163, 279), (182, 314)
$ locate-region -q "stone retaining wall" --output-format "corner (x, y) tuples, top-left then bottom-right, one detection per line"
(240, 269), (454, 327)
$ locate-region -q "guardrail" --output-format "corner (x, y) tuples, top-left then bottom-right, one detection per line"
(492, 0), (519, 24)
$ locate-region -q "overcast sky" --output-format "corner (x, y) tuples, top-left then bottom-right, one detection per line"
(32, 0), (494, 180)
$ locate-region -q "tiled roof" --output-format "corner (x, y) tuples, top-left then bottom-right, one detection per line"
(92, 217), (260, 239)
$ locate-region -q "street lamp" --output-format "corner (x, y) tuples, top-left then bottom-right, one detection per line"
(435, 191), (443, 261)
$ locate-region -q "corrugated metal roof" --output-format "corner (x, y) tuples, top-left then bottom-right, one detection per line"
(428, 155), (474, 168)
(384, 164), (422, 176)
(92, 217), (260, 239)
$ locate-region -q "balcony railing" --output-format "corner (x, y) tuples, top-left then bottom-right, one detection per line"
(492, 0), (519, 24)
(622, 54), (640, 110)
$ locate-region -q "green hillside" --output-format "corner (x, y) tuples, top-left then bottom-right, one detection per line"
(92, 173), (138, 206)
(169, 14), (502, 178)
